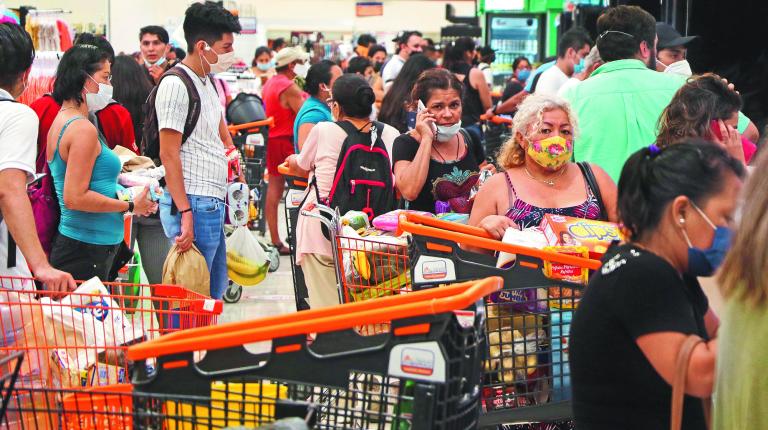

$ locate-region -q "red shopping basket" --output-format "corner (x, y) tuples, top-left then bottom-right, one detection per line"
(0, 276), (222, 389)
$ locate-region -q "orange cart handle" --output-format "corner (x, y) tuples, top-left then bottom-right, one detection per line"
(227, 118), (275, 135)
(397, 212), (602, 271)
(395, 212), (492, 239)
(479, 113), (513, 125)
(278, 161), (309, 179)
(127, 277), (502, 361)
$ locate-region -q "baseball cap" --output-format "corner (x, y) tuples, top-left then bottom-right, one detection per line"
(274, 46), (309, 68)
(656, 23), (697, 50)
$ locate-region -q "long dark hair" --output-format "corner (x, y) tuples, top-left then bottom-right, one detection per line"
(656, 74), (742, 149)
(443, 37), (475, 73)
(617, 139), (745, 241)
(378, 54), (435, 133)
(111, 55), (153, 141)
(52, 45), (111, 105)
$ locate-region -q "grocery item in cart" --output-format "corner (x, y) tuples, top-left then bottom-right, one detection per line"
(226, 225), (269, 286)
(41, 277), (145, 373)
(541, 214), (624, 259)
(339, 225), (409, 290)
(372, 209), (433, 232)
(542, 245), (590, 286)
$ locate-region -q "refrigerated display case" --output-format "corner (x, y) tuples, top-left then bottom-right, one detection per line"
(485, 13), (545, 86)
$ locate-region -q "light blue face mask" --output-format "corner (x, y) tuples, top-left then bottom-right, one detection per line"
(256, 61), (273, 72)
(682, 202), (733, 277)
(573, 57), (586, 74)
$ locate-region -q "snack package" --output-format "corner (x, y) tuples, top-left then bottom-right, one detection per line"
(86, 362), (127, 387)
(496, 227), (548, 269)
(435, 212), (470, 224)
(541, 214), (623, 259)
(371, 209), (432, 232)
(551, 310), (573, 402)
(543, 245), (590, 286)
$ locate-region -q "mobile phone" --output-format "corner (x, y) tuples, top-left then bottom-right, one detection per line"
(710, 120), (723, 140)
(407, 100), (426, 130)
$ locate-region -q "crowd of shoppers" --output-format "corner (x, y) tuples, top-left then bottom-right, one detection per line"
(0, 4), (766, 428)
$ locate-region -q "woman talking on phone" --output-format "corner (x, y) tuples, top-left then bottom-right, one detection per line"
(392, 68), (493, 214)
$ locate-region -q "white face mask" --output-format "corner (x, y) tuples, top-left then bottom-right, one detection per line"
(203, 43), (236, 74)
(293, 62), (309, 79)
(85, 75), (113, 112)
(659, 59), (692, 76)
(435, 121), (462, 142)
(143, 55), (166, 68)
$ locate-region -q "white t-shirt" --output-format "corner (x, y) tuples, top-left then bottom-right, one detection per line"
(295, 121), (399, 264)
(535, 64), (570, 96)
(479, 63), (494, 89)
(0, 88), (37, 282)
(381, 55), (406, 86)
(557, 77), (582, 98)
(155, 64), (228, 200)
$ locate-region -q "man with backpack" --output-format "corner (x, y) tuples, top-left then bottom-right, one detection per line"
(151, 2), (241, 300)
(0, 23), (74, 291)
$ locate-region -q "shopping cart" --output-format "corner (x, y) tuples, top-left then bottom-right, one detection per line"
(278, 161), (311, 311)
(5, 277), (503, 429)
(396, 212), (602, 426)
(480, 113), (513, 165)
(228, 118), (275, 235)
(0, 352), (23, 423)
(0, 276), (223, 390)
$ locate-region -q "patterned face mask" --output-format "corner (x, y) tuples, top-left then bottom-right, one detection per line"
(526, 136), (573, 170)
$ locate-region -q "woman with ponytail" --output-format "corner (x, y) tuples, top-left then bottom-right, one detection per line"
(570, 139), (745, 429)
(285, 74), (400, 309)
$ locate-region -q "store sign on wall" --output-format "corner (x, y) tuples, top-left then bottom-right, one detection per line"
(239, 17), (257, 34)
(356, 2), (384, 17)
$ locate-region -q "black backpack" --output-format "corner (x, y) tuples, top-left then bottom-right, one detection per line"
(141, 66), (201, 163)
(312, 120), (395, 223)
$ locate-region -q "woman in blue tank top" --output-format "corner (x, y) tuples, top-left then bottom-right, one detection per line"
(46, 45), (156, 281)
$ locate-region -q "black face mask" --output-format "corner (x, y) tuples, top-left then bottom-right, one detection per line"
(374, 61), (384, 73)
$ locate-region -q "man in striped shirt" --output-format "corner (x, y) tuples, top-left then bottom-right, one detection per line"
(156, 2), (241, 299)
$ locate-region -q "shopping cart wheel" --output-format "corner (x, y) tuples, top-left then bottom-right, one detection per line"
(268, 246), (280, 272)
(224, 280), (243, 303)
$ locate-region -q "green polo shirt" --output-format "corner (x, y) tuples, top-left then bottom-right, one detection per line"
(561, 59), (749, 180)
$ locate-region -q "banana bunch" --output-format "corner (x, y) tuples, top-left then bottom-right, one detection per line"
(227, 250), (268, 286)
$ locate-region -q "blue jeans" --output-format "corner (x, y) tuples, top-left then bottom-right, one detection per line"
(160, 193), (228, 300)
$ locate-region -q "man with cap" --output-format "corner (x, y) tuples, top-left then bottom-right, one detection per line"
(381, 30), (423, 89)
(262, 47), (308, 254)
(655, 22), (696, 75)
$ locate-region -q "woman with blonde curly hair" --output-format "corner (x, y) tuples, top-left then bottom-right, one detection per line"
(469, 93), (617, 239)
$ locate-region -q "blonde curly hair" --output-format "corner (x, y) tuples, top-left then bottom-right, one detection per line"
(497, 93), (579, 169)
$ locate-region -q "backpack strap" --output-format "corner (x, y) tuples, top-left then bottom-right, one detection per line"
(162, 66), (202, 144)
(577, 161), (607, 221)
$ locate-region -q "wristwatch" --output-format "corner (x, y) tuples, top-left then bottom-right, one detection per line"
(126, 201), (134, 213)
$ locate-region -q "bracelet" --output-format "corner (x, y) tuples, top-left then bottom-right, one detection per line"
(179, 207), (192, 214)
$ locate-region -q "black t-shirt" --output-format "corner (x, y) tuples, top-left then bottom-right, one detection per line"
(570, 243), (709, 430)
(502, 80), (524, 102)
(392, 131), (485, 213)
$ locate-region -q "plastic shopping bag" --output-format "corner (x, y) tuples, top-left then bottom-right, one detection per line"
(226, 226), (269, 287)
(40, 277), (145, 380)
(162, 244), (211, 297)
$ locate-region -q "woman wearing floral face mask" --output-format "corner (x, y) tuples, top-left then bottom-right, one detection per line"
(469, 93), (617, 240)
(47, 45), (157, 281)
(392, 68), (494, 214)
